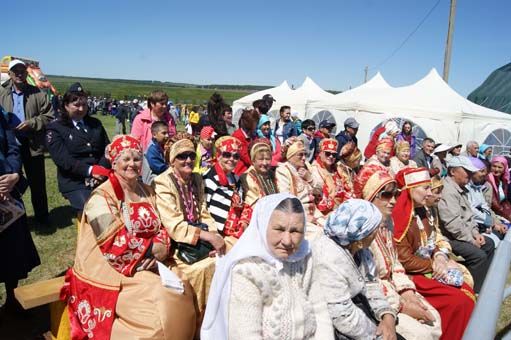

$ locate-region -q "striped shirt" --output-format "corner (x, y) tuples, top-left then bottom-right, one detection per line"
(203, 167), (241, 232)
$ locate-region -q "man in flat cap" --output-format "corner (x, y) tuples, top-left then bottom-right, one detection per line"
(0, 59), (55, 226)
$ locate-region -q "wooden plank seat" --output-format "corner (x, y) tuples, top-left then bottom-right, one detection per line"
(14, 276), (64, 310)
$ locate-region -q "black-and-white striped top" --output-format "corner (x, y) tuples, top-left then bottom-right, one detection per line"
(203, 166), (241, 232)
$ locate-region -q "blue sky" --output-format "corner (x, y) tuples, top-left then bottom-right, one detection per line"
(5, 0), (510, 96)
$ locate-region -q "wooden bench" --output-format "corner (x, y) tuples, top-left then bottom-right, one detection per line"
(14, 276), (64, 309)
(14, 276), (70, 340)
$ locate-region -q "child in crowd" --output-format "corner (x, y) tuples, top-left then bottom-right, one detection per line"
(194, 126), (216, 174)
(145, 121), (170, 176)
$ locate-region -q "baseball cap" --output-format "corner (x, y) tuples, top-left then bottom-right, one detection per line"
(344, 117), (359, 129)
(319, 120), (336, 129)
(433, 144), (452, 154)
(262, 94), (276, 102)
(8, 59), (26, 71)
(447, 156), (478, 172)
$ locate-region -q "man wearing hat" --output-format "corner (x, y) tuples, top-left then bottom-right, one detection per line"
(335, 117), (359, 160)
(437, 155), (495, 293)
(0, 59), (55, 225)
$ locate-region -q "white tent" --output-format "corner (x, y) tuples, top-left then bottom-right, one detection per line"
(232, 80), (293, 126)
(232, 77), (334, 127)
(306, 69), (511, 154)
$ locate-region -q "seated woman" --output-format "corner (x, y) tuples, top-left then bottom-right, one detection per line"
(311, 138), (339, 215)
(153, 133), (226, 319)
(46, 83), (110, 213)
(203, 136), (244, 243)
(201, 193), (334, 340)
(392, 167), (475, 340)
(275, 138), (324, 233)
(355, 164), (442, 340)
(61, 135), (196, 339)
(389, 140), (418, 176)
(313, 199), (401, 340)
(487, 156), (511, 221)
(333, 145), (361, 205)
(256, 114), (282, 166)
(239, 139), (279, 231)
(232, 109), (260, 176)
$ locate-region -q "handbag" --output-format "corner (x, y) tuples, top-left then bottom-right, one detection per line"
(0, 198), (25, 233)
(174, 221), (214, 265)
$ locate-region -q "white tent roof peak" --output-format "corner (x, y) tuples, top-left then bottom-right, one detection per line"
(362, 72), (392, 89)
(277, 80), (291, 90)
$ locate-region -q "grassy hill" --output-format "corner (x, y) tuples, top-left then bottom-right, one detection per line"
(47, 75), (255, 104)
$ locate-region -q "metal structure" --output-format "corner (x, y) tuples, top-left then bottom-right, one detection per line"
(463, 231), (511, 339)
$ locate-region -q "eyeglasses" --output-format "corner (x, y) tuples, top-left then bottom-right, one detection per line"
(324, 151), (337, 158)
(306, 127), (315, 131)
(175, 152), (196, 161)
(294, 152), (306, 158)
(376, 189), (399, 201)
(221, 151), (240, 160)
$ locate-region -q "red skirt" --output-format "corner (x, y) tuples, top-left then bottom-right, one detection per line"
(412, 275), (475, 340)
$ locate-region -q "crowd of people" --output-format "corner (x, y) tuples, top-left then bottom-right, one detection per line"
(1, 58), (510, 339)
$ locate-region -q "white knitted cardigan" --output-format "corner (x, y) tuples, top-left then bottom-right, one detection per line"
(228, 254), (333, 340)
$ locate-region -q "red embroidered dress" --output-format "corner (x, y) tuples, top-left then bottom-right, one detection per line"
(61, 182), (176, 340)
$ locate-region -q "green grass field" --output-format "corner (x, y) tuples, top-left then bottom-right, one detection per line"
(48, 76), (251, 104)
(1, 114), (510, 337)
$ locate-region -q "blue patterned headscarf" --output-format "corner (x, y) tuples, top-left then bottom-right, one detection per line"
(324, 199), (382, 246)
(324, 199), (382, 281)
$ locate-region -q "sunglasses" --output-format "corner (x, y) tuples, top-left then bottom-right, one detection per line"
(306, 127), (315, 131)
(324, 151), (337, 158)
(221, 151), (240, 160)
(175, 152), (196, 161)
(376, 189), (399, 201)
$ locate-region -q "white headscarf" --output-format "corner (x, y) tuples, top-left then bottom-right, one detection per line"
(201, 193), (310, 340)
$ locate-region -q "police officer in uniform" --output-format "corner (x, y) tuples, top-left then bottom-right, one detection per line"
(46, 83), (110, 214)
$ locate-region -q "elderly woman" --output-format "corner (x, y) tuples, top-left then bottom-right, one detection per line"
(333, 146), (361, 206)
(239, 139), (279, 231)
(355, 164), (442, 340)
(0, 110), (40, 313)
(313, 199), (401, 340)
(62, 135), (196, 339)
(257, 114), (282, 166)
(487, 156), (511, 221)
(392, 167), (475, 340)
(153, 133), (225, 320)
(311, 138), (339, 215)
(201, 193), (334, 340)
(203, 136), (244, 242)
(46, 83), (110, 213)
(276, 138), (324, 232)
(364, 138), (394, 174)
(232, 108), (260, 176)
(390, 140), (418, 176)
(364, 120), (400, 159)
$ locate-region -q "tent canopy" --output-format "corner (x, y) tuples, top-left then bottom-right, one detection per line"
(468, 63), (511, 114)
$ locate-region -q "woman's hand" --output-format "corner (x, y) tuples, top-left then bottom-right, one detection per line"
(200, 230), (226, 256)
(0, 173), (19, 193)
(297, 167), (311, 182)
(432, 253), (449, 280)
(400, 292), (435, 322)
(152, 242), (169, 262)
(376, 314), (397, 340)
